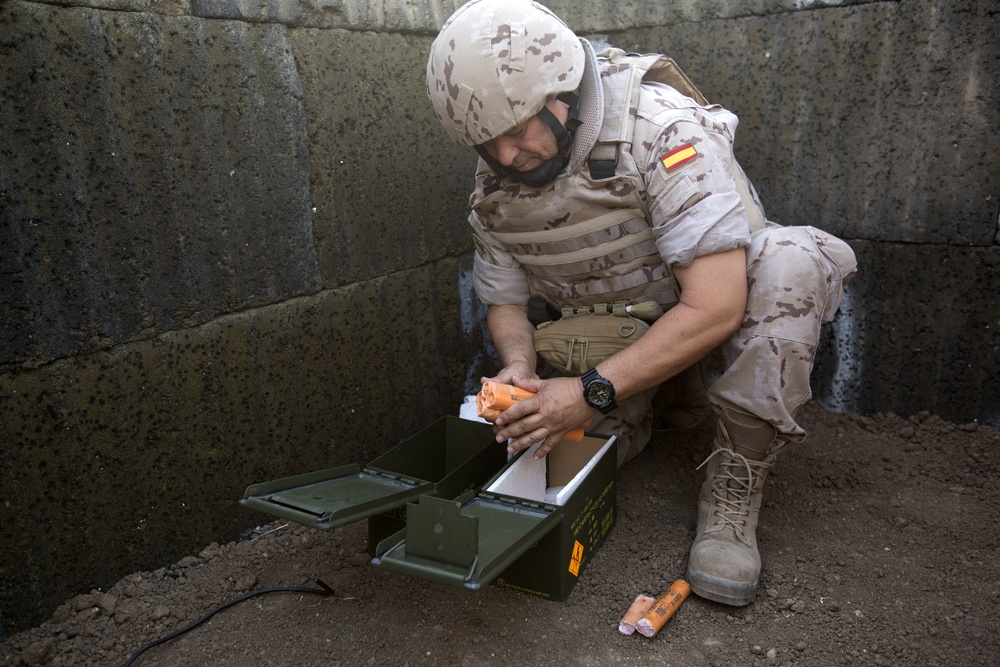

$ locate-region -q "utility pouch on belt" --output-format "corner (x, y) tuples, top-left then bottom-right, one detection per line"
(533, 301), (663, 374)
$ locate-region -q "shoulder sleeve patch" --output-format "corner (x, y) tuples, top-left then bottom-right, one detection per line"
(660, 143), (699, 173)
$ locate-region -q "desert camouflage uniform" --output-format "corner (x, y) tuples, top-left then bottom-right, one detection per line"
(458, 40), (857, 466)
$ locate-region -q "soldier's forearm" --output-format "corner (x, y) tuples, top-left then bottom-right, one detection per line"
(486, 304), (537, 370)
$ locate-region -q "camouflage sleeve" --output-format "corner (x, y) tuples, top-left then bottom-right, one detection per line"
(467, 210), (532, 306)
(637, 95), (753, 269)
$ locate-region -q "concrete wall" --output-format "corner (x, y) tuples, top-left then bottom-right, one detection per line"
(0, 0), (996, 633)
(602, 0), (1000, 422)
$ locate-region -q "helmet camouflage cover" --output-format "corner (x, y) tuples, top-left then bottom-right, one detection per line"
(426, 0), (585, 146)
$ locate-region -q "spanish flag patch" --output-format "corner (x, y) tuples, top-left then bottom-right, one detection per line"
(661, 143), (699, 172)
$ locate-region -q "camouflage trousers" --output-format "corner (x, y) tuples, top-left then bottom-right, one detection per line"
(577, 225), (858, 467)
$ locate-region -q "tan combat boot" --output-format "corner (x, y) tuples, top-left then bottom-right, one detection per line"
(686, 408), (780, 606)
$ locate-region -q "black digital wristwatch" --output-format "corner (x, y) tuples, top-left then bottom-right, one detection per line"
(580, 368), (618, 415)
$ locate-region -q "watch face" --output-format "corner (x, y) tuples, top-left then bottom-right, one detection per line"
(586, 382), (612, 406)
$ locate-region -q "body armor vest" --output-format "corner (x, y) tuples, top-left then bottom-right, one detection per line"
(469, 50), (765, 311)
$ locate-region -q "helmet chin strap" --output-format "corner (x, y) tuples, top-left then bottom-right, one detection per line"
(476, 92), (581, 188)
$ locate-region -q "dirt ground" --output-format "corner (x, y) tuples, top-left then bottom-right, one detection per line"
(2, 401), (998, 667)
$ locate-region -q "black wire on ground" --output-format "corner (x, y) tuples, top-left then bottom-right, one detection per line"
(121, 575), (335, 667)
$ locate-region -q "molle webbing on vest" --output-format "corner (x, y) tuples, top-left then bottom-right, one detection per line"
(507, 229), (653, 267)
(490, 209), (636, 245)
(491, 209), (654, 268)
(527, 255), (679, 308)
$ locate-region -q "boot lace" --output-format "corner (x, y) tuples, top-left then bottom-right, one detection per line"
(696, 448), (773, 545)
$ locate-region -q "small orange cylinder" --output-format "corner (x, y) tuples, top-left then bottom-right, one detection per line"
(635, 580), (690, 638)
(618, 594), (657, 635)
(475, 382), (587, 442)
(477, 407), (502, 421)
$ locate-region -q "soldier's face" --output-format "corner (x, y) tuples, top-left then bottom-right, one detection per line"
(481, 99), (570, 173)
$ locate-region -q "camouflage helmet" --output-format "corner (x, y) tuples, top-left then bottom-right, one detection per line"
(426, 0), (585, 146)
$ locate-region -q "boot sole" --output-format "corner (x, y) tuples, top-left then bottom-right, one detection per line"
(686, 566), (758, 606)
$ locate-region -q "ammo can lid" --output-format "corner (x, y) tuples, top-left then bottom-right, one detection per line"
(372, 493), (563, 590)
(240, 417), (503, 532)
(241, 464), (435, 531)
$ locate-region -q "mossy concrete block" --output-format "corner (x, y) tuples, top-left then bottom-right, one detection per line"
(0, 255), (481, 631)
(518, 0), (879, 34)
(209, 0), (881, 34)
(20, 0), (884, 31)
(292, 29), (477, 287)
(35, 0), (192, 14)
(0, 2), (320, 369)
(811, 240), (1000, 427)
(612, 0), (999, 244)
(191, 0), (467, 31)
(191, 0), (345, 27)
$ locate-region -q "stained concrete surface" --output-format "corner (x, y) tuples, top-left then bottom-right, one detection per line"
(0, 256), (488, 633)
(0, 3), (319, 367)
(615, 0), (1000, 245)
(1, 0), (997, 639)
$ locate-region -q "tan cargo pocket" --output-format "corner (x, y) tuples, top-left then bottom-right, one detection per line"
(533, 302), (661, 374)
